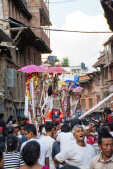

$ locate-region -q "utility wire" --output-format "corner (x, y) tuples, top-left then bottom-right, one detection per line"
(0, 18), (112, 34)
(47, 0), (77, 4)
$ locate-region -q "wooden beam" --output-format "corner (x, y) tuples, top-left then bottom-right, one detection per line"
(14, 29), (24, 41)
(9, 27), (27, 31)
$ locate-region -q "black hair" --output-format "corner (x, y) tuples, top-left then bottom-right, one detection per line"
(61, 123), (70, 132)
(104, 107), (111, 114)
(0, 136), (5, 143)
(45, 122), (53, 132)
(0, 120), (6, 128)
(7, 126), (14, 135)
(24, 124), (37, 136)
(71, 118), (81, 129)
(54, 122), (60, 127)
(98, 127), (113, 145)
(48, 85), (53, 96)
(19, 124), (25, 130)
(21, 141), (40, 166)
(6, 135), (18, 152)
(0, 142), (6, 152)
(0, 147), (3, 162)
(39, 124), (45, 133)
(20, 117), (26, 121)
(60, 165), (80, 169)
(7, 115), (13, 121)
(0, 114), (4, 120)
(98, 126), (109, 136)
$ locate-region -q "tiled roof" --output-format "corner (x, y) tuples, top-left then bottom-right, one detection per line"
(93, 55), (105, 68)
(79, 75), (91, 83)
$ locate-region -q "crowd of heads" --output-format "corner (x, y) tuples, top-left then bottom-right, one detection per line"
(0, 112), (113, 169)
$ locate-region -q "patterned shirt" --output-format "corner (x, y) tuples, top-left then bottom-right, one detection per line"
(3, 152), (24, 169)
(90, 153), (113, 169)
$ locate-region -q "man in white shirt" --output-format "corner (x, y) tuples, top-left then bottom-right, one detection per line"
(54, 125), (96, 169)
(20, 124), (49, 167)
(56, 123), (74, 151)
(40, 122), (55, 169)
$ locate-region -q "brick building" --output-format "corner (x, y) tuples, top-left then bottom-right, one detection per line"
(80, 37), (113, 114)
(79, 72), (102, 113)
(0, 0), (51, 120)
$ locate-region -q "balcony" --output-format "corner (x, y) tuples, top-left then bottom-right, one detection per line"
(28, 0), (49, 20)
(40, 0), (49, 18)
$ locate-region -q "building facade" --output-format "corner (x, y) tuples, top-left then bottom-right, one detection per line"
(63, 63), (88, 76)
(80, 37), (113, 114)
(79, 72), (102, 113)
(0, 0), (51, 120)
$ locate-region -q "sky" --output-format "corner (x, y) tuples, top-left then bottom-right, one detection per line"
(48, 0), (111, 70)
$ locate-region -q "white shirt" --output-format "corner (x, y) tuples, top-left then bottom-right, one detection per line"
(110, 131), (113, 137)
(56, 132), (74, 151)
(55, 140), (96, 169)
(21, 138), (49, 166)
(40, 136), (55, 169)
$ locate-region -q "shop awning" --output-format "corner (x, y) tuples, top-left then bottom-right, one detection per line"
(14, 28), (51, 53)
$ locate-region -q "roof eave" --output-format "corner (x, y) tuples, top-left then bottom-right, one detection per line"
(100, 0), (113, 32)
(15, 28), (51, 53)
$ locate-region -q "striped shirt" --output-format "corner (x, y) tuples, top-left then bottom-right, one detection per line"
(3, 152), (24, 169)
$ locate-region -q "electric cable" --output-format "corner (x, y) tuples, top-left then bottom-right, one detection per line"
(0, 18), (112, 34)
(47, 0), (77, 4)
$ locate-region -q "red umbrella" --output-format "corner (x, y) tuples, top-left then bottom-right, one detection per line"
(18, 65), (47, 73)
(47, 67), (68, 74)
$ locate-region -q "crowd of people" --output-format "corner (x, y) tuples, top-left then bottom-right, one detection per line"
(0, 113), (113, 169)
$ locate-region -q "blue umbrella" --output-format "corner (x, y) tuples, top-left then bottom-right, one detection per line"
(65, 80), (79, 88)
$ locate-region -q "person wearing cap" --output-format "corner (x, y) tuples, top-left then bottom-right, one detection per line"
(54, 125), (96, 169)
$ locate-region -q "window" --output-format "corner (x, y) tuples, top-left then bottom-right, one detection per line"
(88, 85), (92, 95)
(104, 91), (109, 98)
(89, 98), (93, 109)
(97, 95), (100, 103)
(104, 68), (108, 80)
(95, 76), (100, 86)
(81, 99), (86, 111)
